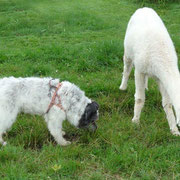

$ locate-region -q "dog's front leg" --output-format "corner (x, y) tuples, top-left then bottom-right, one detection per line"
(45, 109), (71, 146)
(50, 128), (71, 146)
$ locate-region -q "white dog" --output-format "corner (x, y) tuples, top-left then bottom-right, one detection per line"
(0, 77), (99, 146)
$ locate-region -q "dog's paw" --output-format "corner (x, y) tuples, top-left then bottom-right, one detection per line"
(0, 141), (7, 146)
(119, 84), (127, 91)
(65, 141), (71, 146)
(171, 130), (180, 136)
(132, 118), (140, 124)
(3, 141), (7, 146)
(60, 141), (71, 146)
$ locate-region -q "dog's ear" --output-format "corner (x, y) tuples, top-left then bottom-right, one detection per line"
(85, 102), (99, 123)
(84, 104), (92, 121)
(78, 101), (99, 128)
(92, 101), (99, 110)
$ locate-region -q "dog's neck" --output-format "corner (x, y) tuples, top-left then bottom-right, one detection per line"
(57, 81), (91, 127)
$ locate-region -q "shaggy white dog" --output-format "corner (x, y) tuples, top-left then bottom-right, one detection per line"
(0, 77), (99, 146)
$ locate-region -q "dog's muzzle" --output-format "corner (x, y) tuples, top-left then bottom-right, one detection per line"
(88, 122), (97, 132)
(88, 113), (99, 132)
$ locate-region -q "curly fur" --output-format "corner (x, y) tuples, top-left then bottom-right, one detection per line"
(0, 77), (99, 146)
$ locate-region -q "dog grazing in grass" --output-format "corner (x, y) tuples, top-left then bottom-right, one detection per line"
(0, 77), (99, 146)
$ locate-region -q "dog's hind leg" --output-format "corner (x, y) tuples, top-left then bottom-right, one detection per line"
(132, 71), (146, 124)
(158, 81), (180, 136)
(45, 108), (71, 146)
(0, 108), (18, 146)
(120, 55), (133, 90)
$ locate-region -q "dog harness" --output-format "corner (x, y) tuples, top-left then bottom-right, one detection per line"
(46, 81), (65, 113)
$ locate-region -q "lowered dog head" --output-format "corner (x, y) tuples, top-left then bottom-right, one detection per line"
(78, 101), (99, 131)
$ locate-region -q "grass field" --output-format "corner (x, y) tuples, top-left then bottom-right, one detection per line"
(0, 0), (180, 179)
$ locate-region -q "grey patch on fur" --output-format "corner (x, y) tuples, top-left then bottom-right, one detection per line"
(78, 101), (99, 131)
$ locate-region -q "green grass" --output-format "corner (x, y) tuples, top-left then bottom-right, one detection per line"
(0, 0), (180, 179)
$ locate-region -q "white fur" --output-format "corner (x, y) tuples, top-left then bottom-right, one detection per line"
(0, 77), (91, 146)
(120, 7), (180, 135)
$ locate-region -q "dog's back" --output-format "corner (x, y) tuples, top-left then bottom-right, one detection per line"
(124, 7), (177, 77)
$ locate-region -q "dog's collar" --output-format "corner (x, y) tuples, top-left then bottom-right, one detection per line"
(46, 80), (65, 113)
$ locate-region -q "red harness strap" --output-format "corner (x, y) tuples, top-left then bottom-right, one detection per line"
(46, 82), (65, 113)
